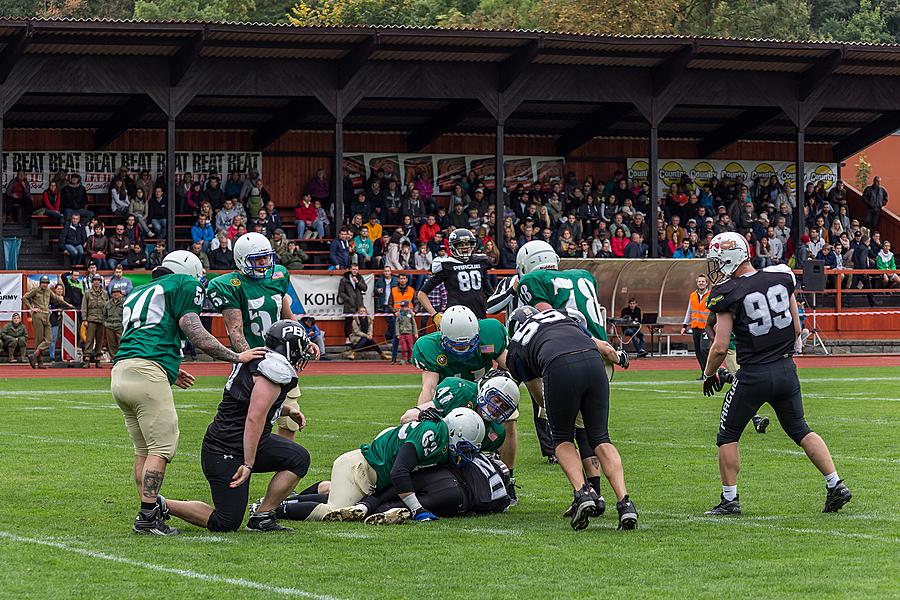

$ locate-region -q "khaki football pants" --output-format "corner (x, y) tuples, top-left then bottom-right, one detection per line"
(111, 358), (179, 461)
(307, 449), (378, 521)
(276, 384), (302, 432)
(725, 348), (739, 374)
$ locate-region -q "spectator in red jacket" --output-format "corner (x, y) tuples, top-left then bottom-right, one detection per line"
(294, 193), (324, 239)
(418, 214), (440, 244)
(611, 227), (629, 257)
(42, 181), (63, 224)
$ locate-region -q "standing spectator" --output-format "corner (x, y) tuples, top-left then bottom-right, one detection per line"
(148, 187), (168, 239)
(102, 288), (125, 360)
(5, 170), (31, 224)
(59, 213), (87, 266)
(61, 269), (85, 309)
(49, 283), (66, 362)
(24, 275), (73, 368)
(305, 168), (330, 210)
(186, 180), (203, 214)
(239, 168), (261, 206)
(41, 181), (64, 224)
(81, 274), (108, 367)
(203, 174), (225, 210)
(60, 173), (92, 222)
(147, 239), (167, 270)
(680, 274), (711, 379)
(383, 179), (403, 225)
(876, 240), (900, 288)
(828, 180), (848, 212)
(129, 187), (154, 238)
(85, 222), (109, 270)
(175, 172), (192, 214)
(389, 272), (415, 362)
(353, 226), (373, 268)
(374, 265), (397, 350)
(338, 264), (367, 345)
(110, 179), (129, 216)
(126, 243), (148, 270)
(294, 193), (324, 239)
(106, 264), (133, 296)
(1, 313), (27, 362)
(135, 169), (153, 201)
(394, 300), (418, 365)
(224, 171), (243, 198)
(192, 214), (215, 253)
(414, 244), (433, 289)
(862, 176), (888, 233)
(330, 227), (352, 269)
(402, 188), (427, 225)
(620, 298), (646, 357)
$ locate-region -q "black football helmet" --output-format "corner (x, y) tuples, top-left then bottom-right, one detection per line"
(265, 319), (312, 370)
(507, 305), (540, 338)
(449, 228), (477, 261)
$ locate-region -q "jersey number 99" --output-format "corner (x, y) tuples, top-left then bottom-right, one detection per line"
(743, 284), (792, 336)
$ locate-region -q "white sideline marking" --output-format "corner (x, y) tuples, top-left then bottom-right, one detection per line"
(0, 531), (342, 600)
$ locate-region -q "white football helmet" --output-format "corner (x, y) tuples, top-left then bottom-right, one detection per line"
(440, 306), (480, 357)
(160, 250), (204, 280)
(707, 232), (750, 284)
(516, 240), (559, 275)
(476, 376), (520, 423)
(234, 232), (276, 279)
(444, 407), (486, 465)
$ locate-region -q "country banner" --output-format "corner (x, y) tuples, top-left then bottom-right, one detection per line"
(628, 158), (838, 193)
(2, 150), (261, 194)
(0, 273), (22, 320)
(288, 274), (375, 319)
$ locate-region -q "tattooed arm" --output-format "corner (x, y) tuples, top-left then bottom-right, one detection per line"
(179, 312), (263, 363)
(222, 308), (250, 352)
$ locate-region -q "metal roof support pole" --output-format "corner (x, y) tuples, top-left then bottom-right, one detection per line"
(0, 115), (4, 268)
(495, 119), (505, 246)
(649, 122), (660, 259)
(166, 116), (176, 250)
(795, 126), (805, 259)
(333, 118), (344, 231)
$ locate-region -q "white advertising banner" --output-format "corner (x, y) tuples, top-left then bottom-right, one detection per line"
(288, 274), (375, 319)
(2, 150), (262, 194)
(626, 158), (838, 192)
(0, 273), (22, 320)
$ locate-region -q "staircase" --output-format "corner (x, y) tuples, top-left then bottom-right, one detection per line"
(4, 223), (62, 270)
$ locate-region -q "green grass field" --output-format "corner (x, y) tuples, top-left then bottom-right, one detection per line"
(0, 367), (898, 599)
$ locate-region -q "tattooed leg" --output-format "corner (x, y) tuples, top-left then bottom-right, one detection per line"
(140, 455), (168, 503)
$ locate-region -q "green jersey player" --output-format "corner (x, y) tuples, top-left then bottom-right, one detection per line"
(399, 375), (520, 453)
(515, 241), (608, 341)
(111, 250), (264, 536)
(207, 232), (317, 441)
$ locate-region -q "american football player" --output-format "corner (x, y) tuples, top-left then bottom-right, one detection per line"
(417, 228), (494, 322)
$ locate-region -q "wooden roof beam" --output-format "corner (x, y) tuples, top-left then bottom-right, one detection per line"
(697, 107), (781, 157)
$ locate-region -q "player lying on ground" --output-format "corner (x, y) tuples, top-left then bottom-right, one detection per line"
(111, 250), (266, 536)
(273, 452), (512, 525)
(410, 305), (521, 498)
(302, 407), (486, 523)
(207, 232), (319, 442)
(507, 306), (638, 531)
(163, 321), (315, 533)
(701, 231), (852, 515)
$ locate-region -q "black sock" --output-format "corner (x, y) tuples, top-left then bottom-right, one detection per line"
(508, 469), (515, 479)
(140, 501), (156, 512)
(587, 476), (602, 496)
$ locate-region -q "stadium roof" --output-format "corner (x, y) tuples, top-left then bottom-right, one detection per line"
(1, 18), (899, 159)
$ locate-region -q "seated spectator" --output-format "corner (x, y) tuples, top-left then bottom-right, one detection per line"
(806, 228), (825, 257)
(192, 214), (215, 252)
(658, 229), (675, 258)
(148, 239), (167, 270)
(253, 208), (276, 238)
(419, 214), (440, 245)
(216, 197), (242, 233)
(110, 179), (129, 216)
(227, 215), (244, 240)
(190, 241), (210, 271)
(329, 227), (352, 269)
(203, 175), (225, 210)
(353, 226), (374, 268)
(149, 186), (168, 239)
(557, 229), (575, 255)
(126, 243), (148, 270)
(224, 170), (243, 199)
(623, 233), (647, 259)
(186, 181), (203, 214)
(300, 316), (327, 359)
(620, 298), (646, 356)
(42, 181), (64, 224)
(611, 227), (629, 257)
(345, 307), (384, 360)
(558, 213), (583, 241)
(85, 222), (109, 270)
(672, 238), (694, 259)
(595, 239), (614, 258)
(279, 239), (309, 270)
(106, 264), (133, 296)
(435, 206), (451, 231)
(107, 223), (130, 269)
(129, 187), (154, 239)
(61, 173), (92, 222)
(756, 235), (775, 268)
(208, 233), (234, 270)
(366, 214), (382, 243)
(123, 214), (143, 246)
(575, 239), (594, 259)
(60, 212), (87, 266)
(372, 232), (391, 269)
(609, 213), (631, 240)
(876, 240), (900, 287)
(1, 313), (27, 362)
(449, 203), (468, 229)
(294, 193), (323, 239)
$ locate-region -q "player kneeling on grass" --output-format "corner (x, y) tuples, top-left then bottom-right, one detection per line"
(506, 306), (638, 531)
(701, 232), (852, 516)
(163, 320), (314, 533)
(304, 407), (485, 523)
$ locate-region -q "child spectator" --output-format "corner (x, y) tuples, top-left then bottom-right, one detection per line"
(299, 316), (327, 360)
(395, 300), (418, 365)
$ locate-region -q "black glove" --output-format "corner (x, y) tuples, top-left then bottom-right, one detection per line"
(417, 407), (444, 423)
(702, 371), (724, 397)
(479, 368), (512, 386)
(616, 350), (630, 370)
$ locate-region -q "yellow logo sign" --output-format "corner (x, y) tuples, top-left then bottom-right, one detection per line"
(436, 354), (448, 366)
(751, 163), (776, 181)
(781, 163), (797, 187)
(659, 161), (686, 187)
(720, 162), (747, 182)
(810, 164), (837, 191)
(690, 161), (717, 186)
(628, 160), (649, 184)
(230, 278), (241, 286)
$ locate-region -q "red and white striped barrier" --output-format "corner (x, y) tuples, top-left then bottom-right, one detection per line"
(61, 309), (79, 362)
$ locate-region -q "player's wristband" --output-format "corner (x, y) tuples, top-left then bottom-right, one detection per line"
(242, 464), (253, 471)
(402, 493), (424, 513)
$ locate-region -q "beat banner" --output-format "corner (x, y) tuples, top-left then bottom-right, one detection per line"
(347, 154), (566, 195)
(287, 274), (375, 319)
(627, 158), (838, 192)
(2, 151), (262, 194)
(0, 273), (22, 320)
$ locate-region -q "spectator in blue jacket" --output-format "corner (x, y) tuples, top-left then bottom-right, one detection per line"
(299, 316), (327, 360)
(191, 214), (215, 253)
(329, 226), (352, 269)
(672, 238), (695, 259)
(59, 212), (87, 266)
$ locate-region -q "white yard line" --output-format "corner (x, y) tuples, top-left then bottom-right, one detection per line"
(0, 531), (342, 600)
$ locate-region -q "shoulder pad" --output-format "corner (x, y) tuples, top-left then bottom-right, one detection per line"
(471, 253), (489, 263)
(431, 257), (457, 273)
(257, 352), (296, 385)
(763, 264), (796, 286)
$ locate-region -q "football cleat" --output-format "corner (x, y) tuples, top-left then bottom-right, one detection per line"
(823, 480), (852, 513)
(716, 367), (735, 385)
(412, 508), (439, 522)
(507, 476), (519, 507)
(752, 415), (770, 434)
(133, 507), (179, 536)
(546, 455), (558, 465)
(364, 508), (411, 525)
(563, 495), (604, 519)
(156, 495), (171, 521)
(322, 505), (367, 522)
(247, 511), (293, 532)
(705, 494), (741, 516)
(569, 485), (600, 531)
(616, 496), (638, 530)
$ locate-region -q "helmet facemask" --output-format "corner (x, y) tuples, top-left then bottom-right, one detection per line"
(476, 386), (517, 423)
(452, 239), (476, 261)
(243, 250), (276, 279)
(441, 332), (480, 357)
(449, 439), (480, 466)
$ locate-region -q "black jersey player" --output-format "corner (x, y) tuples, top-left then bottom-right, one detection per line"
(418, 228), (494, 321)
(506, 306), (638, 531)
(702, 232), (852, 516)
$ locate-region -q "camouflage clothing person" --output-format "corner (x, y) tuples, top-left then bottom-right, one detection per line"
(1, 313), (28, 362)
(102, 288), (125, 359)
(23, 275), (73, 368)
(82, 274), (109, 366)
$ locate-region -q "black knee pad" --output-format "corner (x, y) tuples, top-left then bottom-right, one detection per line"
(587, 432), (611, 449)
(551, 428), (576, 448)
(574, 428), (594, 460)
(287, 445), (311, 479)
(716, 430), (741, 447)
(207, 511), (243, 532)
(786, 421), (813, 446)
